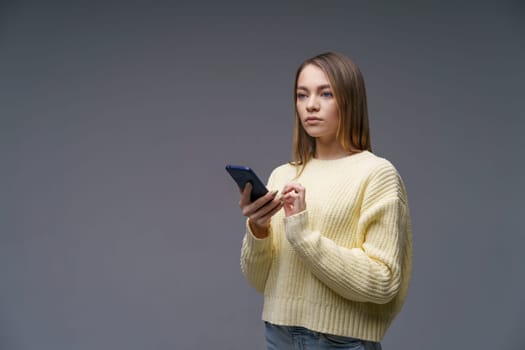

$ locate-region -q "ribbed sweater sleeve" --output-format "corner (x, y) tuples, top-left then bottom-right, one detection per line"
(239, 171), (276, 293)
(240, 225), (273, 293)
(285, 163), (408, 304)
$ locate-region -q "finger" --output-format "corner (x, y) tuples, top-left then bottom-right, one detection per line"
(281, 183), (297, 194)
(282, 191), (299, 202)
(282, 183), (304, 194)
(252, 189), (279, 208)
(250, 199), (283, 223)
(261, 200), (284, 219)
(257, 197), (283, 217)
(239, 182), (252, 208)
(242, 189), (278, 217)
(298, 185), (306, 201)
(292, 183), (305, 194)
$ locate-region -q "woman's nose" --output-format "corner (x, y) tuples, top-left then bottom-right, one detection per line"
(306, 96), (320, 111)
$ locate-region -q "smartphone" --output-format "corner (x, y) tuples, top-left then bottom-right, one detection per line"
(225, 165), (269, 202)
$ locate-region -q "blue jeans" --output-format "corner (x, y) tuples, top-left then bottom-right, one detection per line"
(264, 322), (382, 350)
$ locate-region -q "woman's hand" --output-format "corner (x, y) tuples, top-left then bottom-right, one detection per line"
(282, 183), (306, 217)
(239, 183), (283, 238)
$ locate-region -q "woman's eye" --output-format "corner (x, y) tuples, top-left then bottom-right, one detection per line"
(321, 91), (333, 98)
(297, 93), (308, 99)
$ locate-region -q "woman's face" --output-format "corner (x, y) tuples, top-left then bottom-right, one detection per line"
(296, 64), (339, 143)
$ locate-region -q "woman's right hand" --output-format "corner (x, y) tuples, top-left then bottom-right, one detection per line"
(239, 183), (283, 238)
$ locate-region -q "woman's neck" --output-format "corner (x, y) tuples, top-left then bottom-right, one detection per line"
(314, 138), (352, 160)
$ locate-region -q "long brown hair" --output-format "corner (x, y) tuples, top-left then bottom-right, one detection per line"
(292, 52), (372, 174)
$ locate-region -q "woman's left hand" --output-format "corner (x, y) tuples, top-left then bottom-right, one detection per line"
(282, 183), (307, 217)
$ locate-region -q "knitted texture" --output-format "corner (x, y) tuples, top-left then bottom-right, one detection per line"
(240, 151), (412, 342)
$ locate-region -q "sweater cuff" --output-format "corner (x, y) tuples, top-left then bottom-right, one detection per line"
(244, 219), (272, 253)
(284, 210), (318, 246)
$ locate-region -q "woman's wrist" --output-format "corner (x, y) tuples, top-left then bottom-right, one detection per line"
(248, 219), (270, 238)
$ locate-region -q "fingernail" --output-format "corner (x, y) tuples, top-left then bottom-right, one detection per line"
(271, 190), (279, 196)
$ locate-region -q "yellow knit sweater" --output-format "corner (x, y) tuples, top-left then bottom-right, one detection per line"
(240, 151), (412, 342)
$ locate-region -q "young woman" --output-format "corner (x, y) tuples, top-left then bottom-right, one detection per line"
(238, 52), (412, 350)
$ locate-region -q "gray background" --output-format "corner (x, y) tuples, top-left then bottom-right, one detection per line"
(1, 1), (524, 349)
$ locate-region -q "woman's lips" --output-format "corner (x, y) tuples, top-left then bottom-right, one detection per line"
(305, 117), (322, 124)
